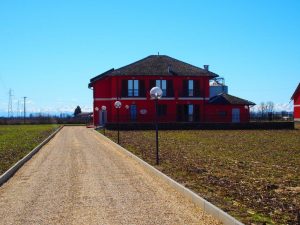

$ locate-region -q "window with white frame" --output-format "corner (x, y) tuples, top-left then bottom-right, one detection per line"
(128, 80), (139, 97)
(188, 80), (194, 97)
(156, 80), (167, 96)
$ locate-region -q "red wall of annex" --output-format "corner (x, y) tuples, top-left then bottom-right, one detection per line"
(294, 91), (300, 119)
(205, 105), (250, 123)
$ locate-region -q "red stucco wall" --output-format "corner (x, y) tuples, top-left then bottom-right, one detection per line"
(90, 75), (251, 125)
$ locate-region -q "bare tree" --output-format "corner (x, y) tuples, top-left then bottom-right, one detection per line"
(266, 101), (274, 121)
(259, 102), (266, 119)
(266, 101), (274, 113)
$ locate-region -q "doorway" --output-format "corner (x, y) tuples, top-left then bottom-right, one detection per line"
(130, 105), (137, 121)
(99, 110), (107, 126)
(232, 108), (240, 123)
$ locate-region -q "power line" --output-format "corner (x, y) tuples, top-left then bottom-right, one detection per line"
(17, 100), (20, 117)
(0, 74), (7, 91)
(23, 96), (27, 123)
(8, 89), (13, 118)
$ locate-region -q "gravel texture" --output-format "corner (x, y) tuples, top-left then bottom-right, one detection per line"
(0, 126), (221, 225)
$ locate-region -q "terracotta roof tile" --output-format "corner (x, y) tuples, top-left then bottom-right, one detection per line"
(209, 93), (255, 105)
(89, 55), (219, 86)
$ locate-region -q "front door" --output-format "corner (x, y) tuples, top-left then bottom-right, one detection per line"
(176, 105), (184, 122)
(188, 104), (194, 122)
(130, 105), (137, 121)
(232, 108), (240, 123)
(99, 110), (107, 126)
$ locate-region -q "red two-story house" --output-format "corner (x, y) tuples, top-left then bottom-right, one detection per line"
(88, 55), (255, 126)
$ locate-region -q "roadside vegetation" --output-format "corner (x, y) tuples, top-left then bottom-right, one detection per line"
(0, 125), (59, 175)
(102, 128), (300, 225)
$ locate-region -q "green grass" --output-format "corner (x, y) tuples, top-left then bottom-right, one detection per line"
(0, 125), (59, 175)
(101, 128), (300, 225)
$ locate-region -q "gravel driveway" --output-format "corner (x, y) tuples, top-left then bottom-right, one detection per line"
(0, 126), (221, 225)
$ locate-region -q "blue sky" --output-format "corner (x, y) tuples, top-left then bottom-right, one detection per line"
(0, 0), (299, 115)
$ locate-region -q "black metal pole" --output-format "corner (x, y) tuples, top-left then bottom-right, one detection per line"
(117, 108), (120, 144)
(155, 98), (159, 165)
(103, 112), (105, 136)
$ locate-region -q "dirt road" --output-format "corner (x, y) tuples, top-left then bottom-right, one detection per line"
(0, 127), (221, 225)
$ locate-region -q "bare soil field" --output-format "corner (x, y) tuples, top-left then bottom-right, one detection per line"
(102, 128), (300, 224)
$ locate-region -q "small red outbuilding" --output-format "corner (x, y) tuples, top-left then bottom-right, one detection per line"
(291, 83), (300, 122)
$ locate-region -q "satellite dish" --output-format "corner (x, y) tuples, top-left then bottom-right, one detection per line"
(114, 101), (122, 109)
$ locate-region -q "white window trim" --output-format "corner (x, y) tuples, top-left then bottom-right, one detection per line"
(159, 97), (175, 100)
(120, 97), (147, 100)
(94, 97), (147, 101)
(178, 97), (209, 100)
(95, 98), (117, 101)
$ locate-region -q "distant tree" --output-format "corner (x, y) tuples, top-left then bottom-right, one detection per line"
(74, 106), (82, 117)
(266, 101), (274, 113)
(266, 101), (274, 121)
(259, 102), (266, 119)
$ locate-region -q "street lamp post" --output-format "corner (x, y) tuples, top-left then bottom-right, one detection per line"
(94, 106), (99, 127)
(150, 87), (163, 165)
(101, 105), (107, 135)
(114, 101), (122, 144)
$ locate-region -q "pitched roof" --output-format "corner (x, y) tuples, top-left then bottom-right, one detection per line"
(209, 93), (255, 105)
(90, 68), (114, 83)
(89, 55), (219, 87)
(291, 83), (300, 100)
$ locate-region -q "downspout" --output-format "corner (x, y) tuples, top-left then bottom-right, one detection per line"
(203, 78), (206, 122)
(117, 75), (119, 101)
(203, 65), (209, 123)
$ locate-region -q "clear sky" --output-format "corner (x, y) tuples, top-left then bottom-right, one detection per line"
(0, 0), (299, 115)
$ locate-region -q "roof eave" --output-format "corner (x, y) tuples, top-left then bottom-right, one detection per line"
(207, 72), (219, 78)
(291, 83), (300, 100)
(247, 102), (256, 106)
(88, 68), (115, 87)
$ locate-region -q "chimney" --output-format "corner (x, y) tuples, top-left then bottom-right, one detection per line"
(204, 65), (209, 71)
